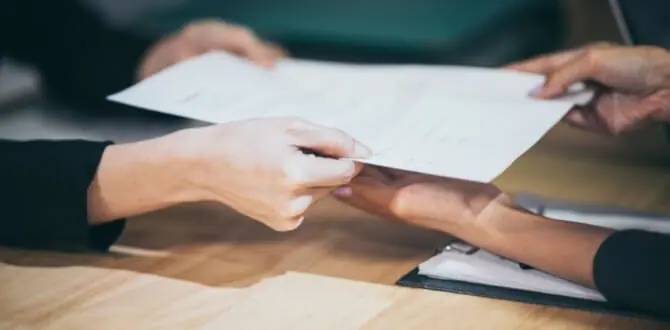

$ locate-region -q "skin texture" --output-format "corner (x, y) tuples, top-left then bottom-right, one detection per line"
(507, 43), (670, 134)
(334, 167), (613, 288)
(89, 118), (371, 232)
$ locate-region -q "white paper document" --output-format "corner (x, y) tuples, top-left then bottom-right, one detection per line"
(108, 51), (592, 182)
(418, 195), (670, 302)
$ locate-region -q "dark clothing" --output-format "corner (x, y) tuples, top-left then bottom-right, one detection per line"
(616, 0), (670, 47)
(0, 0), (152, 107)
(0, 0), (153, 251)
(594, 230), (670, 317)
(0, 140), (125, 251)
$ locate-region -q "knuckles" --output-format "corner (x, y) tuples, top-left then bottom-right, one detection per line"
(280, 159), (309, 191)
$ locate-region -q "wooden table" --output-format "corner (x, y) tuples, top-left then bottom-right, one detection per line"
(2, 121), (670, 329)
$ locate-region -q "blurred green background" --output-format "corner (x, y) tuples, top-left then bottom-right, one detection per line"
(88, 0), (575, 66)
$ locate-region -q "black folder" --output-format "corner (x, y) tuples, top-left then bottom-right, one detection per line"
(397, 264), (669, 322)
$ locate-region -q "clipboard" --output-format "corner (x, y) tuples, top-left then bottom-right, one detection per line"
(396, 250), (668, 321)
(395, 194), (670, 322)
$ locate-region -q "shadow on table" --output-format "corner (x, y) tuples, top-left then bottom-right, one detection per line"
(0, 201), (660, 329)
(0, 199), (448, 288)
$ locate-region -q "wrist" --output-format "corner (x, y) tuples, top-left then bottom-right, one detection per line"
(460, 199), (611, 287)
(87, 135), (206, 224)
(441, 196), (532, 248)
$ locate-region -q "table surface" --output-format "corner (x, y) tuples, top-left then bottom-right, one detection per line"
(1, 101), (670, 329)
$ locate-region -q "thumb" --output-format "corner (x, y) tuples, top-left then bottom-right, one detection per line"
(333, 176), (398, 217)
(533, 55), (596, 99)
(290, 124), (372, 159)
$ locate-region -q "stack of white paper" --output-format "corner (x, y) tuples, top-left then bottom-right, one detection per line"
(108, 52), (593, 182)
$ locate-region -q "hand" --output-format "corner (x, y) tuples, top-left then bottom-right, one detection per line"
(138, 20), (286, 79)
(166, 118), (370, 231)
(332, 166), (506, 233)
(506, 43), (670, 134)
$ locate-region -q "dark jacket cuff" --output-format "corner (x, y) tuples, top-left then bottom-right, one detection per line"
(593, 229), (670, 316)
(88, 219), (126, 252)
(0, 140), (125, 252)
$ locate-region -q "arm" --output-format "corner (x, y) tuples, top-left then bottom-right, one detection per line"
(0, 0), (154, 107)
(0, 119), (370, 250)
(0, 137), (201, 252)
(449, 203), (670, 316)
(336, 168), (670, 317)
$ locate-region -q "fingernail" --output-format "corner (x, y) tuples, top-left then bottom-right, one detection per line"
(528, 84), (543, 97)
(333, 186), (352, 197)
(354, 143), (373, 158)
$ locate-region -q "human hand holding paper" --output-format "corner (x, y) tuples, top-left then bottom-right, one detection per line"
(91, 117), (369, 231)
(507, 42), (670, 134)
(182, 118), (370, 231)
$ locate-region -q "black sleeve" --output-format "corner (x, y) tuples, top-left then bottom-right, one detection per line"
(0, 140), (125, 252)
(0, 0), (155, 108)
(593, 229), (670, 317)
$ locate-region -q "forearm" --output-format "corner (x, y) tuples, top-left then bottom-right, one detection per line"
(87, 135), (204, 224)
(445, 203), (613, 288)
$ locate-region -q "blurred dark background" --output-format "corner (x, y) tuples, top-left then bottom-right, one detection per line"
(0, 0), (637, 106)
(81, 0), (624, 66)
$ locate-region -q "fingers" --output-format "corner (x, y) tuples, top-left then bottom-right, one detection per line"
(331, 166), (398, 198)
(219, 26), (279, 67)
(259, 188), (333, 232)
(564, 108), (593, 127)
(505, 42), (614, 73)
(183, 21), (285, 68)
(284, 120), (373, 187)
(265, 42), (290, 59)
(595, 94), (660, 134)
(259, 194), (312, 232)
(533, 55), (597, 99)
(563, 107), (614, 134)
(358, 166), (393, 182)
(286, 156), (364, 188)
(505, 43), (620, 99)
(505, 49), (580, 74)
(333, 175), (398, 218)
(288, 121), (372, 159)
